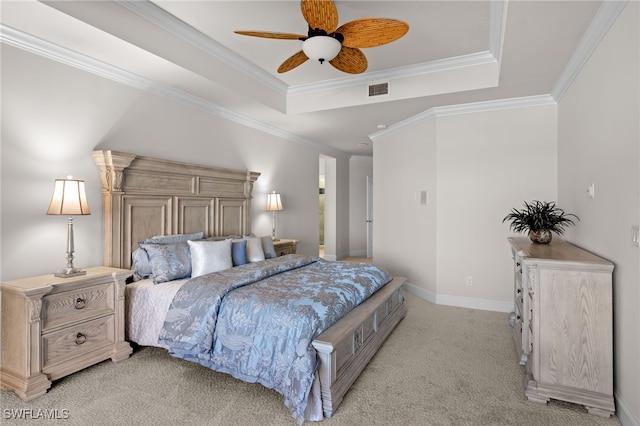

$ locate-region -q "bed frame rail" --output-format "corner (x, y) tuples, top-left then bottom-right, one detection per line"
(312, 276), (407, 417)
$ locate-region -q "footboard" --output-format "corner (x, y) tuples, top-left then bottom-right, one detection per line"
(312, 276), (407, 417)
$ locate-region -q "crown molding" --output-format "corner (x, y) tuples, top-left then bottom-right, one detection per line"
(289, 0), (506, 96)
(489, 0), (507, 61)
(369, 94), (556, 142)
(288, 51), (497, 95)
(116, 0), (288, 96)
(350, 155), (373, 161)
(551, 0), (628, 100)
(123, 0), (505, 100)
(0, 24), (348, 159)
(370, 0), (627, 142)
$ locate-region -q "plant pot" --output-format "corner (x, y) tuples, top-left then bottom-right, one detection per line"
(529, 230), (552, 244)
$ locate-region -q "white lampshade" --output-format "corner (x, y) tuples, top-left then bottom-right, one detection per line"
(47, 177), (91, 216)
(302, 36), (341, 64)
(266, 191), (283, 212)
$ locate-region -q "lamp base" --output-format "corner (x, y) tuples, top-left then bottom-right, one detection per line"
(54, 268), (86, 278)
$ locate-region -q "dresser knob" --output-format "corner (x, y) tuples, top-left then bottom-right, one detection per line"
(75, 332), (87, 345)
(74, 297), (86, 309)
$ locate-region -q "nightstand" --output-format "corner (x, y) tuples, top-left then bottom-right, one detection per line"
(273, 239), (298, 256)
(0, 267), (132, 401)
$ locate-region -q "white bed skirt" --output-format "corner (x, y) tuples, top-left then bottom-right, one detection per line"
(124, 279), (324, 421)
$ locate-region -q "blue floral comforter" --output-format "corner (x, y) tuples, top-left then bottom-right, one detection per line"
(158, 254), (392, 424)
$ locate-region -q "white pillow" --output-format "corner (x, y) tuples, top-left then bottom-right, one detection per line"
(246, 237), (265, 262)
(188, 239), (232, 277)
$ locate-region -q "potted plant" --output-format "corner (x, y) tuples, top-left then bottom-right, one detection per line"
(503, 200), (579, 244)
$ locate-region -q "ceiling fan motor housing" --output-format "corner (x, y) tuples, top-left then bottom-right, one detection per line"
(303, 34), (342, 64)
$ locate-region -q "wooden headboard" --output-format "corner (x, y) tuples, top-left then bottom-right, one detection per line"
(92, 150), (260, 269)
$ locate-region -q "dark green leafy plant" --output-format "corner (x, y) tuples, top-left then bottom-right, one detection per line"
(503, 200), (579, 235)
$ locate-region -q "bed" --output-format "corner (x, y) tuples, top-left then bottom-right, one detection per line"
(92, 150), (407, 423)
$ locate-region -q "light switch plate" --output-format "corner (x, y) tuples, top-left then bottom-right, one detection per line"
(420, 190), (428, 205)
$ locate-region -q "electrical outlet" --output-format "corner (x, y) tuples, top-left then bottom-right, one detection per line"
(587, 183), (595, 198)
(632, 225), (639, 247)
(466, 276), (473, 286)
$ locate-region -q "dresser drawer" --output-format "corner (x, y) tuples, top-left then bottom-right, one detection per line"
(42, 315), (115, 373)
(42, 282), (114, 331)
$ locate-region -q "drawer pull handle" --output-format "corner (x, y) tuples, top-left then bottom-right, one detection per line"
(74, 298), (86, 309)
(75, 332), (87, 345)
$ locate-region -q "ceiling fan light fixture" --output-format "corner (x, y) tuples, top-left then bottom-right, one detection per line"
(302, 36), (341, 64)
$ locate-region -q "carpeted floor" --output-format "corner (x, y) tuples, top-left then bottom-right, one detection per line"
(1, 293), (622, 426)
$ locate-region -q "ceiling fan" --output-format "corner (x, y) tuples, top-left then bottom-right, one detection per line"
(235, 0), (409, 74)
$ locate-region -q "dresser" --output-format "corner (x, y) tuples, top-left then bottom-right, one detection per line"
(508, 237), (614, 417)
(0, 267), (132, 401)
(273, 239), (298, 256)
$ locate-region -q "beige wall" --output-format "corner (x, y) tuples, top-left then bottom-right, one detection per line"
(557, 2), (639, 423)
(373, 118), (438, 296)
(0, 44), (347, 281)
(374, 103), (557, 311)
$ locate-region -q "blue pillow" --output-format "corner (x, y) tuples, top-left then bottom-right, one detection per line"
(232, 239), (248, 266)
(261, 236), (277, 259)
(140, 242), (192, 284)
(131, 232), (203, 281)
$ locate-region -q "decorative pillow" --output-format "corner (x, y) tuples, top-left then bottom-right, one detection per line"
(231, 239), (248, 266)
(148, 231), (204, 244)
(246, 237), (265, 262)
(140, 242), (192, 284)
(131, 232), (203, 281)
(261, 236), (277, 259)
(188, 239), (233, 277)
(131, 247), (152, 281)
(207, 234), (243, 242)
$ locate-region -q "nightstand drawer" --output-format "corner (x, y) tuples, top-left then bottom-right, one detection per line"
(1, 267), (132, 401)
(42, 315), (115, 372)
(42, 282), (114, 330)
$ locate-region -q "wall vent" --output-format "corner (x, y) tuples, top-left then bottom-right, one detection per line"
(368, 82), (389, 97)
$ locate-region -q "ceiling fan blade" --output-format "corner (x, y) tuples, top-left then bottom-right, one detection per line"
(278, 51), (309, 73)
(234, 31), (307, 40)
(330, 47), (368, 74)
(337, 18), (409, 48)
(301, 0), (338, 32)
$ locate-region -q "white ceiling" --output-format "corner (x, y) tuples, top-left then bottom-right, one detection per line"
(1, 1), (606, 156)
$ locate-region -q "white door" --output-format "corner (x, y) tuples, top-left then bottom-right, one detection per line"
(366, 176), (373, 258)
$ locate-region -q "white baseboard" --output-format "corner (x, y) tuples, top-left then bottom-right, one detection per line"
(348, 249), (367, 258)
(615, 393), (639, 426)
(404, 282), (514, 313)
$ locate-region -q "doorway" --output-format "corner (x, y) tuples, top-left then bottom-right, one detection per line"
(366, 175), (373, 258)
(319, 155), (337, 260)
(319, 168), (325, 258)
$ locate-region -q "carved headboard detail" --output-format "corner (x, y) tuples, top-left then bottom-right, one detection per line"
(92, 150), (260, 269)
